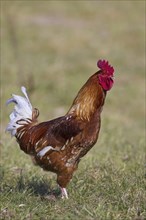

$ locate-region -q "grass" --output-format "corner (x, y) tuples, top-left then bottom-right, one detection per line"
(0, 1), (145, 220)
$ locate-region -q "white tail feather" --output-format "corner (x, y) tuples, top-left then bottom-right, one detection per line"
(6, 87), (33, 136)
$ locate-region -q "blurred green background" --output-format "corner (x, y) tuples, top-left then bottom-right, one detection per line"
(1, 1), (145, 219)
(1, 1), (145, 123)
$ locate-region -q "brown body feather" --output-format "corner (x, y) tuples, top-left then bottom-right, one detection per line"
(15, 71), (106, 188)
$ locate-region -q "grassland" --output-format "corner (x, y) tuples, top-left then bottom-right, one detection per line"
(0, 1), (145, 220)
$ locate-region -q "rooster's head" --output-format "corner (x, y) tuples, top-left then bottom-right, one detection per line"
(97, 59), (115, 91)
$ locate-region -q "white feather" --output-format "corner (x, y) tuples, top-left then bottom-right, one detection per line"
(37, 146), (55, 157)
(6, 87), (33, 136)
(21, 86), (32, 109)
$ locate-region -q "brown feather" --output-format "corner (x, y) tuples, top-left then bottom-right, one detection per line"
(15, 71), (106, 188)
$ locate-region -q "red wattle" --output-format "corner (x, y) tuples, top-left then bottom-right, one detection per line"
(98, 75), (114, 91)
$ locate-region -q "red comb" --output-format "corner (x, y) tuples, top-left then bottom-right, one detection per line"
(97, 60), (114, 76)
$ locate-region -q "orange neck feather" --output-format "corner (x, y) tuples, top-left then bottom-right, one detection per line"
(67, 73), (105, 121)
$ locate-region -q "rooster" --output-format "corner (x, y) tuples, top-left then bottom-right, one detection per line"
(6, 60), (114, 198)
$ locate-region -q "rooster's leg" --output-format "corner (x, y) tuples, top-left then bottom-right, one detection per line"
(59, 186), (68, 199)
